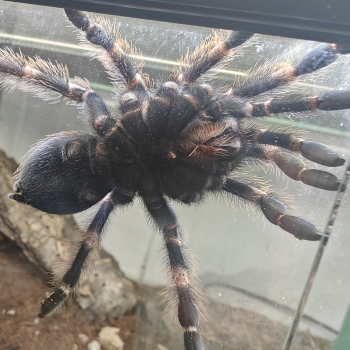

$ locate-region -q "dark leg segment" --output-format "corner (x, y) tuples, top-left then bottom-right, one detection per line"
(223, 178), (324, 240)
(65, 9), (147, 94)
(38, 189), (132, 318)
(228, 43), (348, 98)
(142, 189), (204, 350)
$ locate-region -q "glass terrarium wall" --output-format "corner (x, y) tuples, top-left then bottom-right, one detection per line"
(0, 1), (349, 349)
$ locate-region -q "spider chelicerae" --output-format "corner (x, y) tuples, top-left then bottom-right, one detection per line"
(1, 7), (350, 350)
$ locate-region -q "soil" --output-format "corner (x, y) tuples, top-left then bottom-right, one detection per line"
(0, 236), (137, 350)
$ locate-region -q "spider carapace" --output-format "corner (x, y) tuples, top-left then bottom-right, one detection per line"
(2, 8), (350, 350)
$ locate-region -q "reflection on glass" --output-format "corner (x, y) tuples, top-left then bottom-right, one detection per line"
(0, 2), (349, 350)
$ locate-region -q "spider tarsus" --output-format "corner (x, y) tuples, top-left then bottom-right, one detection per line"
(279, 215), (321, 241)
(38, 288), (68, 319)
(317, 90), (350, 111)
(64, 9), (90, 31)
(12, 180), (22, 193)
(299, 169), (345, 191)
(295, 43), (338, 76)
(300, 141), (345, 167)
(226, 31), (254, 49)
(184, 331), (204, 350)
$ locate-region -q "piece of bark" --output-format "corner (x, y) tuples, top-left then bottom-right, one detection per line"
(0, 148), (137, 320)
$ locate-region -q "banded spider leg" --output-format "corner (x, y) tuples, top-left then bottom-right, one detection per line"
(140, 176), (205, 350)
(39, 188), (133, 318)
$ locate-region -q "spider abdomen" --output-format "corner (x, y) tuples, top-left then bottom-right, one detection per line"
(10, 132), (114, 214)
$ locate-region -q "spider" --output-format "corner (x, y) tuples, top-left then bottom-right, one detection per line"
(1, 7), (349, 350)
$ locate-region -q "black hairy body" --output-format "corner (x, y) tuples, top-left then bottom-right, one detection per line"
(1, 8), (349, 350)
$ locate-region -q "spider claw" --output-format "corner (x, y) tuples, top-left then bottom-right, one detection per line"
(38, 289), (68, 318)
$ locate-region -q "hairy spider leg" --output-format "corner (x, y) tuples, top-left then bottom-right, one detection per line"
(65, 9), (148, 98)
(243, 126), (345, 166)
(222, 178), (322, 241)
(38, 188), (133, 318)
(0, 48), (116, 137)
(227, 43), (350, 98)
(240, 124), (346, 191)
(142, 188), (205, 350)
(245, 143), (346, 191)
(0, 48), (86, 101)
(177, 31), (254, 84)
(211, 42), (350, 119)
(207, 89), (350, 120)
(249, 90), (350, 117)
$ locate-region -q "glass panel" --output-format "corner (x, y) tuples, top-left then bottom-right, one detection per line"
(0, 2), (349, 350)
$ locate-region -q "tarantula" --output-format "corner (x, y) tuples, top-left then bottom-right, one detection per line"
(1, 7), (349, 350)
